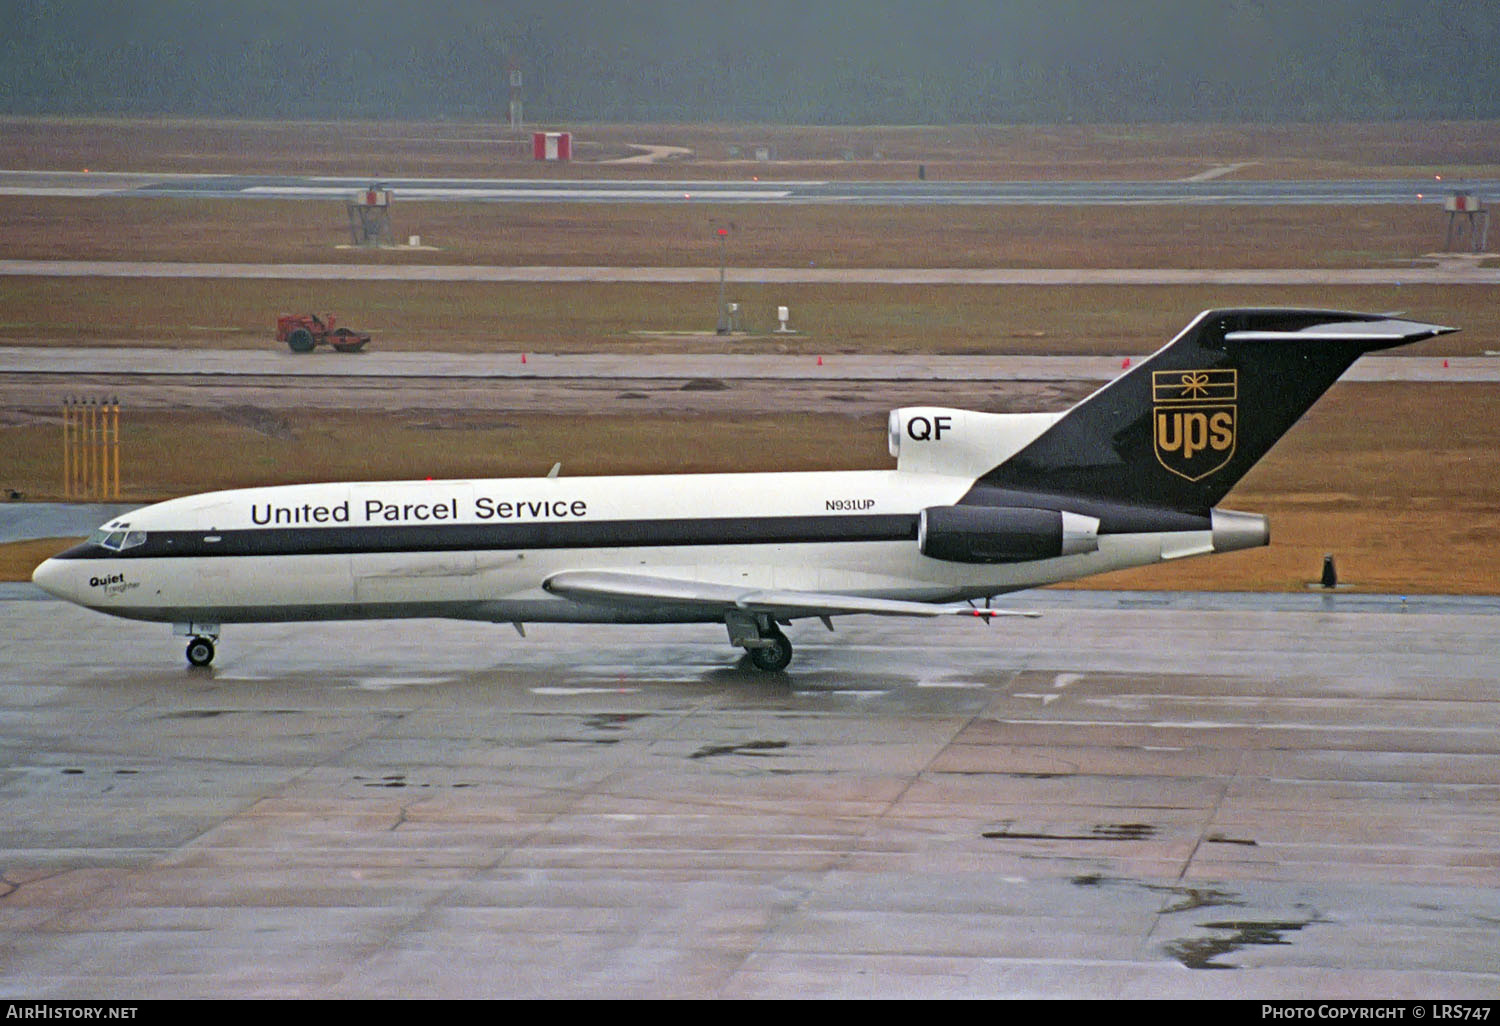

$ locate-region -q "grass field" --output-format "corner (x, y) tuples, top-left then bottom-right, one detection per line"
(4, 382), (1497, 592)
(0, 278), (1490, 356)
(1, 117), (1491, 356)
(0, 196), (1468, 270)
(4, 117), (1499, 180)
(2, 116), (1497, 594)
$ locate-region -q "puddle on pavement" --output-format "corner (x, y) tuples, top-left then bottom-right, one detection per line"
(352, 772), (473, 790)
(158, 708), (305, 719)
(1060, 878), (1297, 969)
(582, 712), (651, 731)
(1146, 884), (1245, 914)
(1164, 918), (1315, 970)
(689, 740), (789, 760)
(544, 712), (653, 746)
(983, 822), (1158, 842)
(1205, 832), (1258, 846)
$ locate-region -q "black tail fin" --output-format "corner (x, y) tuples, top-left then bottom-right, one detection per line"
(970, 309), (1454, 513)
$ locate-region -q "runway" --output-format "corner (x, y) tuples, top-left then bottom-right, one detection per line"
(4, 258), (1500, 286)
(1, 585), (1496, 998)
(4, 169), (1498, 206)
(2, 346), (1494, 383)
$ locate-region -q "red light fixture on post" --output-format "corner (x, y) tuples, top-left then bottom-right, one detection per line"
(715, 225), (730, 334)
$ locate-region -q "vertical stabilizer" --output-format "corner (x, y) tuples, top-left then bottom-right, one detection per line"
(967, 309), (1454, 512)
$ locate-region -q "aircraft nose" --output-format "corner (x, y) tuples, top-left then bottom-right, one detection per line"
(31, 558), (73, 601)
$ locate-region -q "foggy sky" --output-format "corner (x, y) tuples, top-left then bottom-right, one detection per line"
(3, 1), (1497, 123)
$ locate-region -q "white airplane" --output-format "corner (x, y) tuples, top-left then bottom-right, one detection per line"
(32, 308), (1452, 671)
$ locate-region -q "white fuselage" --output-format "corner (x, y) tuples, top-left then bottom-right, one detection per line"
(31, 467), (1212, 627)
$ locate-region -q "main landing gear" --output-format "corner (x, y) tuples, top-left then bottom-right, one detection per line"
(725, 611), (793, 672)
(175, 623), (221, 668)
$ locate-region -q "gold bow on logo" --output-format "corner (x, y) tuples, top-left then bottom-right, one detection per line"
(1178, 371), (1211, 398)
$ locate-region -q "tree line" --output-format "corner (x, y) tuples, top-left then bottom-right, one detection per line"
(3, 0), (1497, 123)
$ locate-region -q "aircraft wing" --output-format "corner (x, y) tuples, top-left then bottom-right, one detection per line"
(541, 570), (1039, 621)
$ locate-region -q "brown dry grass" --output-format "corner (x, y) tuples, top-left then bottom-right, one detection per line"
(4, 117), (1498, 180)
(0, 118), (1490, 358)
(0, 278), (1491, 356)
(1074, 382), (1500, 593)
(0, 537), (79, 582)
(5, 384), (1498, 593)
(0, 195), (1461, 270)
(0, 411), (890, 502)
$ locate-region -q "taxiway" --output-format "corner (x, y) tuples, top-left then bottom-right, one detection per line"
(1, 585), (1496, 998)
(2, 347), (1493, 383)
(4, 258), (1499, 286)
(3, 169), (1497, 206)
(4, 347), (1489, 422)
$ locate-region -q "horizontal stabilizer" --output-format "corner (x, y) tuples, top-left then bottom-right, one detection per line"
(542, 570), (1038, 621)
(1224, 316), (1456, 347)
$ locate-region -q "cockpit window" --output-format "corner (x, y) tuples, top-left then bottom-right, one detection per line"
(90, 529), (147, 552)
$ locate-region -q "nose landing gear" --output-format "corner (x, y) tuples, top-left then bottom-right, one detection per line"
(175, 622), (221, 668)
(185, 636), (216, 667)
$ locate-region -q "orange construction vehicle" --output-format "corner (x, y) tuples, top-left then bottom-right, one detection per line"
(276, 313), (371, 354)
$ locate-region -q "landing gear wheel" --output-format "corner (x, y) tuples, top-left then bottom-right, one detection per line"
(185, 637), (215, 667)
(748, 630), (793, 672)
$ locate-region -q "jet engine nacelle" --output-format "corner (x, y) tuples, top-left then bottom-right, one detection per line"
(918, 505), (1100, 564)
(888, 407), (1063, 478)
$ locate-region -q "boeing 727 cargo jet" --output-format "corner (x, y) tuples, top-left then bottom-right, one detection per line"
(32, 309), (1452, 671)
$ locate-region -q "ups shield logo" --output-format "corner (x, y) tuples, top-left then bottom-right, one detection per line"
(1152, 369), (1237, 481)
